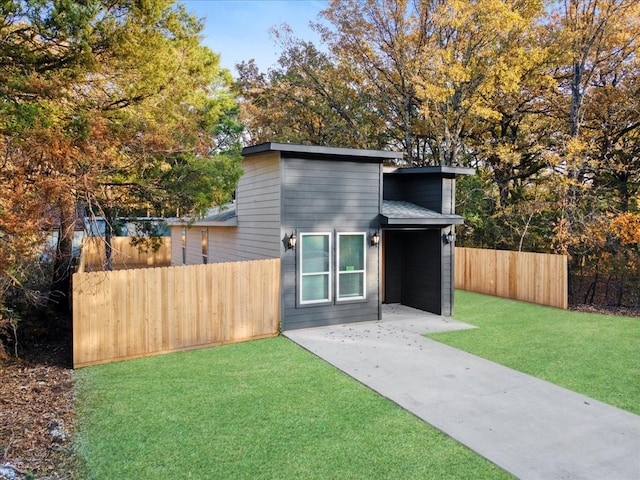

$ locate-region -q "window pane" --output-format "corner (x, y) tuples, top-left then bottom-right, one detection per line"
(339, 234), (364, 271)
(302, 274), (329, 302)
(339, 272), (364, 298)
(302, 235), (329, 273)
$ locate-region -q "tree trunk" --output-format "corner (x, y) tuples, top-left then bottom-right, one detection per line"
(569, 61), (584, 138)
(50, 198), (76, 314)
(104, 221), (114, 271)
(103, 210), (117, 271)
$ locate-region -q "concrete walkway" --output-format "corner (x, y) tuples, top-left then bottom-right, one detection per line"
(284, 305), (640, 480)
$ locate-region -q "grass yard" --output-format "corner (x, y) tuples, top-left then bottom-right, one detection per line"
(430, 291), (640, 415)
(74, 337), (511, 480)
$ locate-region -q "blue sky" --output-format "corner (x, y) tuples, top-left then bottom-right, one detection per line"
(181, 0), (328, 74)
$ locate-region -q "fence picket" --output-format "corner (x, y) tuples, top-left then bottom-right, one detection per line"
(455, 247), (568, 309)
(72, 259), (280, 367)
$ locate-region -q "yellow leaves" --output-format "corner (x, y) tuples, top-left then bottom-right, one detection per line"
(552, 217), (572, 256)
(565, 136), (588, 158)
(611, 213), (640, 247)
(495, 144), (522, 166)
(411, 0), (549, 130)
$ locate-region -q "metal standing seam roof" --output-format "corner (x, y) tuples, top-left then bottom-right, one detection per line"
(381, 200), (464, 226)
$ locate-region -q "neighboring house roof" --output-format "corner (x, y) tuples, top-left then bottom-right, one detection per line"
(167, 204), (237, 227)
(201, 207), (237, 224)
(380, 200), (464, 226)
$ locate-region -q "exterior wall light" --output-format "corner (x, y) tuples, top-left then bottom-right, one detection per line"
(287, 232), (297, 250)
(443, 229), (454, 245)
(370, 231), (380, 247)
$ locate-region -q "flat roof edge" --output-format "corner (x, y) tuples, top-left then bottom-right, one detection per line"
(384, 166), (475, 176)
(380, 216), (465, 226)
(242, 142), (403, 161)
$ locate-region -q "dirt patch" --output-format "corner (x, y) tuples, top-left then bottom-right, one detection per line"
(570, 304), (640, 317)
(0, 342), (78, 479)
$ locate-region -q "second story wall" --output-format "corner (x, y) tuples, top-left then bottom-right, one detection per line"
(280, 156), (383, 330)
(282, 157), (381, 229)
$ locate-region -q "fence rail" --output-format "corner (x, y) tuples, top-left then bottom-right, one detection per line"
(455, 247), (568, 309)
(77, 236), (171, 272)
(72, 259), (280, 367)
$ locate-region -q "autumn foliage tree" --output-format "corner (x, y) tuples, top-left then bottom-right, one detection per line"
(237, 0), (639, 310)
(0, 0), (243, 358)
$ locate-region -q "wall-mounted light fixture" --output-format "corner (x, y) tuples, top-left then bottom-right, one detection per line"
(443, 229), (454, 245)
(370, 231), (380, 247)
(287, 232), (297, 250)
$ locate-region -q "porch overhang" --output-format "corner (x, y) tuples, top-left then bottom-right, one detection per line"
(380, 200), (464, 227)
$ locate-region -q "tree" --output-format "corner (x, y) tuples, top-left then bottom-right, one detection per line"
(538, 0), (640, 306)
(236, 29), (388, 149)
(543, 0), (639, 211)
(238, 0), (547, 168)
(0, 0), (242, 354)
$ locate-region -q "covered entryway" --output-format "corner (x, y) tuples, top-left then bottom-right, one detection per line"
(380, 200), (464, 316)
(383, 229), (446, 314)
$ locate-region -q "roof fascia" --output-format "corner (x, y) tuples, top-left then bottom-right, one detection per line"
(242, 142), (403, 163)
(384, 166), (476, 176)
(379, 215), (465, 226)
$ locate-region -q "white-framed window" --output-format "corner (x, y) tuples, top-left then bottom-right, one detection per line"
(336, 232), (366, 301)
(299, 232), (332, 305)
(201, 229), (208, 264)
(181, 227), (187, 265)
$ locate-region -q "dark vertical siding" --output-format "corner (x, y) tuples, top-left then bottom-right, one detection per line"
(383, 174), (442, 210)
(383, 229), (453, 315)
(383, 230), (403, 304)
(402, 230), (442, 315)
(400, 230), (442, 314)
(383, 172), (459, 216)
(382, 175), (403, 201)
(281, 157), (381, 330)
(402, 177), (443, 212)
(442, 177), (455, 215)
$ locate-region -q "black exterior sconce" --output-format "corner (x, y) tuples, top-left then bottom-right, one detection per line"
(443, 229), (454, 245)
(287, 232), (297, 250)
(370, 231), (380, 247)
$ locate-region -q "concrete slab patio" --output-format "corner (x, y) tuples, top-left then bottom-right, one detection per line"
(284, 305), (640, 480)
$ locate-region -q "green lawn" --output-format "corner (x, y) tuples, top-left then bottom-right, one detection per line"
(74, 293), (639, 479)
(74, 337), (511, 480)
(430, 291), (640, 415)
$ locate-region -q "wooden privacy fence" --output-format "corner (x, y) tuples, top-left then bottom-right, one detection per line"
(72, 259), (280, 368)
(77, 236), (171, 272)
(455, 247), (568, 309)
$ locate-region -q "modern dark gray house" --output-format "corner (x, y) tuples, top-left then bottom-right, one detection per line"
(169, 143), (473, 330)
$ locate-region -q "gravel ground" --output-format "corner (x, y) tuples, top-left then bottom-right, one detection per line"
(0, 342), (78, 480)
